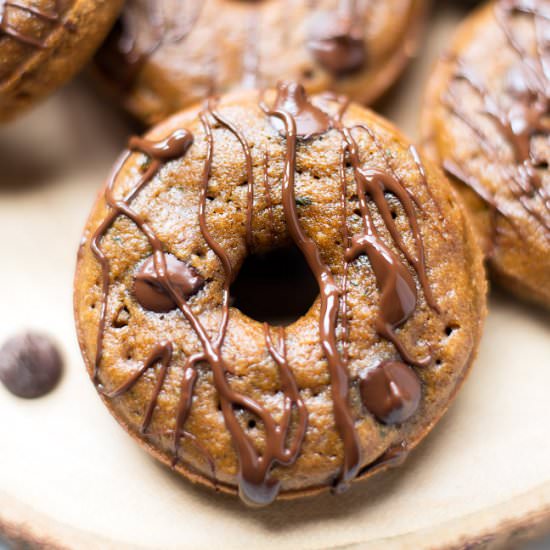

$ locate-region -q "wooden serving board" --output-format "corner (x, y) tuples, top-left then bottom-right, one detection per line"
(1, 3), (549, 549)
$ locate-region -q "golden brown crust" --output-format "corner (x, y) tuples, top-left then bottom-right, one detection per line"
(74, 88), (486, 500)
(93, 0), (428, 126)
(421, 1), (550, 309)
(0, 0), (124, 122)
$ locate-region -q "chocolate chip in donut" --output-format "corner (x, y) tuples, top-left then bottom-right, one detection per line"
(360, 361), (421, 425)
(307, 11), (366, 75)
(134, 253), (205, 313)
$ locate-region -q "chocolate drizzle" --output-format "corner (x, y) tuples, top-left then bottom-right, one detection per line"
(89, 81), (438, 504)
(442, 0), (550, 238)
(0, 0), (64, 48)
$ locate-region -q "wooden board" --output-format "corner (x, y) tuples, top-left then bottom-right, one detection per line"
(1, 3), (550, 549)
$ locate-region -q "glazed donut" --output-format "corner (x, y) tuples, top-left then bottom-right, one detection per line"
(74, 82), (486, 506)
(421, 0), (550, 308)
(0, 0), (123, 122)
(93, 0), (427, 125)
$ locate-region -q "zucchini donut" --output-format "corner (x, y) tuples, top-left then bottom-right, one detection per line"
(74, 82), (486, 506)
(422, 0), (550, 308)
(0, 0), (123, 122)
(93, 0), (427, 125)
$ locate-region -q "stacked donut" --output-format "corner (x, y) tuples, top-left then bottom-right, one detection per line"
(2, 0), (547, 507)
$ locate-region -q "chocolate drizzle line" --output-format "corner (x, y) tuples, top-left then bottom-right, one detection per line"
(0, 0), (64, 48)
(89, 81), (438, 504)
(261, 94), (362, 490)
(207, 99), (256, 252)
(442, 0), (550, 238)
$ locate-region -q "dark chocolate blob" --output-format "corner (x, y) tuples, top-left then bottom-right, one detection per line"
(360, 361), (421, 425)
(0, 333), (63, 399)
(134, 253), (205, 313)
(308, 12), (366, 75)
(270, 81), (331, 138)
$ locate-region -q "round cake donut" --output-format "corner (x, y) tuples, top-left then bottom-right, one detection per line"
(0, 0), (123, 122)
(93, 0), (427, 126)
(421, 0), (550, 308)
(74, 82), (486, 506)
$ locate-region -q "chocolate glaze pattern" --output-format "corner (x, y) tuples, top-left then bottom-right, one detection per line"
(89, 82), (439, 505)
(442, 0), (550, 241)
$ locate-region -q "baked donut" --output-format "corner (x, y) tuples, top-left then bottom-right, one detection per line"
(74, 82), (486, 505)
(421, 0), (550, 308)
(93, 0), (427, 126)
(0, 0), (123, 122)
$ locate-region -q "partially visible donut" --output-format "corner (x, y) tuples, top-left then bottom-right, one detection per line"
(421, 0), (550, 308)
(74, 82), (486, 506)
(0, 0), (123, 122)
(93, 0), (427, 125)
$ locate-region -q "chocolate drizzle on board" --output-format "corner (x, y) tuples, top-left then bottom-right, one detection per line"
(89, 81), (438, 505)
(0, 0), (66, 48)
(442, 0), (550, 240)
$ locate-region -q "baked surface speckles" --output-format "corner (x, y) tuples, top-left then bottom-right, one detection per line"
(75, 85), (486, 505)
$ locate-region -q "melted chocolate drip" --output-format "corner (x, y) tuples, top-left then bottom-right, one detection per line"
(270, 80), (331, 138)
(0, 333), (63, 399)
(442, 0), (550, 238)
(90, 81), (438, 504)
(307, 0), (366, 75)
(134, 253), (205, 313)
(0, 0), (64, 48)
(360, 361), (421, 425)
(358, 441), (409, 477)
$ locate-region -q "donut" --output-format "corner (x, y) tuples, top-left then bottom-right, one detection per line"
(74, 82), (486, 505)
(93, 0), (428, 126)
(421, 0), (550, 308)
(0, 0), (123, 122)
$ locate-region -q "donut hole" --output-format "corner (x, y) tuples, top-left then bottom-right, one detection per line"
(230, 244), (318, 326)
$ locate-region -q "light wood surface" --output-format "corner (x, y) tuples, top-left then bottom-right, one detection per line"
(1, 3), (549, 549)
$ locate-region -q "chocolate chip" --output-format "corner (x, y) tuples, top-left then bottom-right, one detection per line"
(308, 13), (366, 76)
(0, 333), (63, 398)
(360, 361), (421, 425)
(134, 253), (205, 313)
(270, 81), (332, 138)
